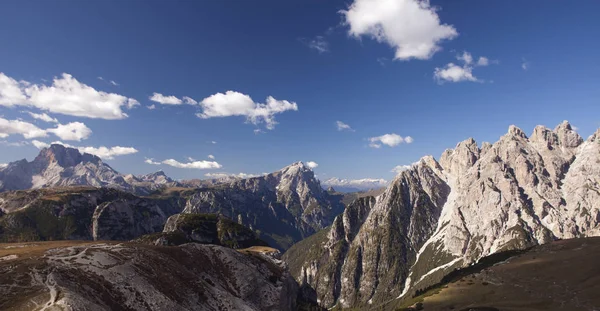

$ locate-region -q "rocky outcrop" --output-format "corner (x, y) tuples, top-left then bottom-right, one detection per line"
(287, 122), (600, 309)
(135, 213), (269, 249)
(0, 241), (307, 311)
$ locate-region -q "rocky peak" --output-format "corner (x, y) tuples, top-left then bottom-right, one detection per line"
(439, 138), (480, 176)
(507, 125), (528, 139)
(554, 120), (583, 148)
(33, 144), (100, 168)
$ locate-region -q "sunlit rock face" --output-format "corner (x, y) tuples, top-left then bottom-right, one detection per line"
(286, 121), (600, 309)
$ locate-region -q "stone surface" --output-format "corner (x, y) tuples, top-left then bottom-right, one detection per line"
(286, 122), (600, 309)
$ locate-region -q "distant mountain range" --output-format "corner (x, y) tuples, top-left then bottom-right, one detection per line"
(0, 145), (345, 250)
(321, 177), (388, 193)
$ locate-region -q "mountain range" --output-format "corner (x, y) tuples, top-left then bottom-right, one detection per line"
(0, 145), (344, 250)
(283, 121), (600, 309)
(1, 121), (599, 310)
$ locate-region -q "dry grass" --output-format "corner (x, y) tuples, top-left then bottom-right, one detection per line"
(408, 237), (600, 311)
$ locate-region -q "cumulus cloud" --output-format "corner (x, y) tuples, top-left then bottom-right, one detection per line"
(300, 36), (330, 53)
(182, 96), (197, 105)
(197, 91), (298, 130)
(336, 121), (354, 131)
(322, 177), (388, 190)
(144, 158), (161, 165)
(0, 73), (139, 119)
(0, 117), (48, 139)
(391, 164), (412, 173)
(342, 0), (458, 60)
(434, 51), (493, 83)
(46, 122), (92, 141)
(149, 93), (182, 105)
(0, 163), (7, 169)
(208, 155), (215, 159)
(149, 93), (198, 106)
(161, 159), (222, 169)
(254, 129), (265, 135)
(31, 140), (138, 159)
(306, 161), (319, 169)
(31, 140), (50, 149)
(205, 172), (258, 179)
(147, 104), (156, 110)
(0, 73), (28, 107)
(77, 145), (138, 159)
(477, 57), (489, 66)
(369, 133), (412, 148)
(24, 111), (58, 123)
(434, 63), (478, 83)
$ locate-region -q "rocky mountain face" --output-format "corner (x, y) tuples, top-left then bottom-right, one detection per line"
(285, 121), (600, 309)
(0, 187), (185, 243)
(181, 162), (345, 250)
(135, 213), (269, 249)
(0, 241), (309, 311)
(0, 144), (178, 195)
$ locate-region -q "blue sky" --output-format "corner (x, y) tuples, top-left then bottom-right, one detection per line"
(1, 0), (599, 182)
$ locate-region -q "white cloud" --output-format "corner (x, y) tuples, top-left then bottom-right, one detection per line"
(477, 57), (489, 66)
(126, 98), (140, 109)
(46, 122), (92, 141)
(31, 140), (138, 159)
(342, 0), (458, 60)
(77, 145), (138, 159)
(301, 36), (330, 53)
(149, 93), (182, 105)
(145, 158), (161, 165)
(369, 133), (411, 148)
(187, 157), (196, 162)
(162, 159), (222, 169)
(0, 117), (48, 139)
(197, 91), (298, 130)
(205, 172), (258, 179)
(208, 154), (215, 159)
(322, 177), (388, 190)
(391, 164), (412, 173)
(434, 63), (479, 83)
(254, 128), (265, 134)
(110, 80), (118, 86)
(147, 104), (156, 110)
(522, 58), (530, 71)
(211, 141), (217, 144)
(336, 121), (354, 131)
(1, 73), (139, 119)
(0, 163), (7, 169)
(182, 96), (197, 105)
(434, 51), (495, 84)
(24, 111), (58, 123)
(149, 93), (198, 106)
(0, 73), (29, 107)
(457, 51), (473, 65)
(31, 140), (50, 149)
(306, 161), (319, 169)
